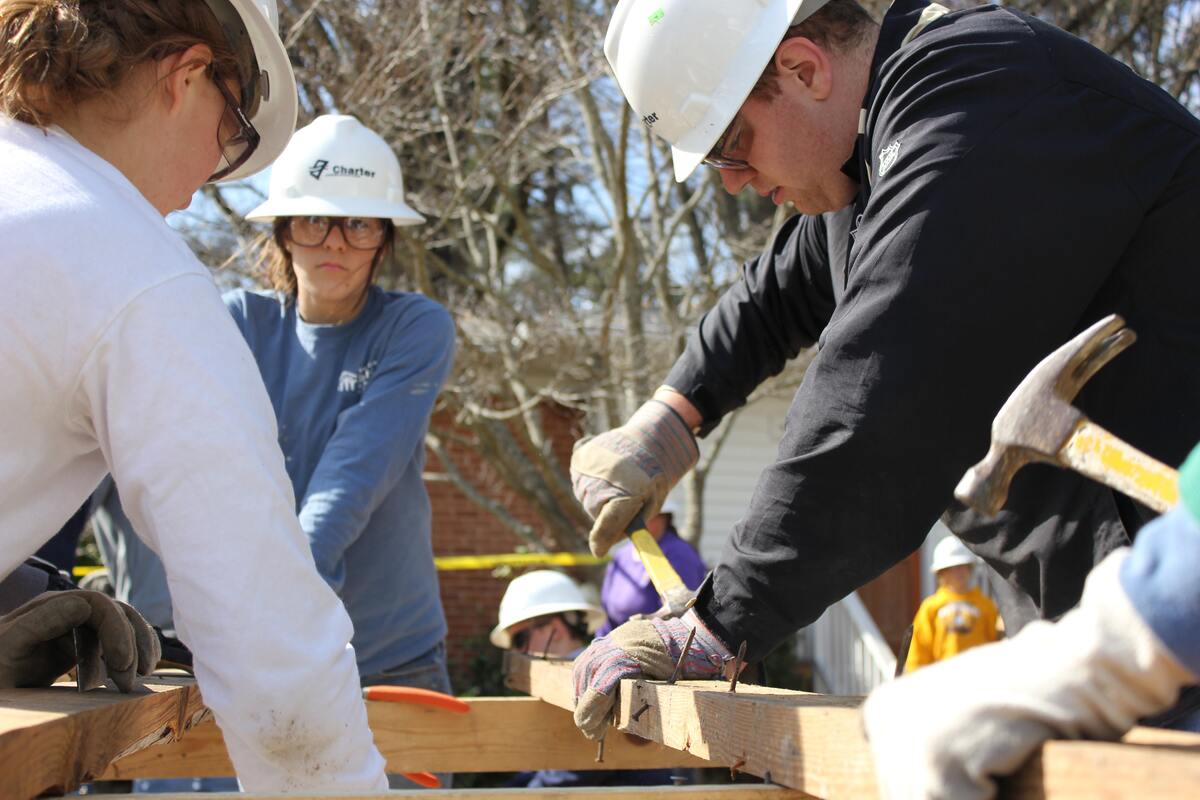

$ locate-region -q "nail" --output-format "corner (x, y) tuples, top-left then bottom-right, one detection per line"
(595, 737), (605, 763)
(668, 627), (696, 685)
(728, 640), (748, 693)
(631, 701), (651, 721)
(730, 757), (746, 780)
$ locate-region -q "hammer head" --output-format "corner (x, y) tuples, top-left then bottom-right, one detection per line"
(955, 314), (1136, 515)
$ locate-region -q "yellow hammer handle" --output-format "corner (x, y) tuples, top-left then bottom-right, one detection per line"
(1062, 420), (1179, 514)
(628, 524), (688, 603)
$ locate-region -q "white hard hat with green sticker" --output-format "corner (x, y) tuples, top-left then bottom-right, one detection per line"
(604, 0), (833, 182)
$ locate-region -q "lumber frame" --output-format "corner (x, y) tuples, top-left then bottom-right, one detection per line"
(91, 789), (810, 800)
(0, 676), (205, 798)
(105, 696), (708, 779)
(504, 652), (1200, 800)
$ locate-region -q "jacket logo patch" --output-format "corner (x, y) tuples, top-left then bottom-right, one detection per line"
(878, 139), (902, 177)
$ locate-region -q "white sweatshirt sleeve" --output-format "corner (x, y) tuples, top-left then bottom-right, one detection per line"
(73, 273), (387, 792)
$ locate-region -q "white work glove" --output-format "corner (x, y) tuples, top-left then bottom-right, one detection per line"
(571, 399), (699, 557)
(863, 549), (1196, 800)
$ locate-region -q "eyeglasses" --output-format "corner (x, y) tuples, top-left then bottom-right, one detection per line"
(286, 216), (390, 250)
(206, 65), (261, 182)
(703, 114), (750, 171)
(510, 618), (553, 652)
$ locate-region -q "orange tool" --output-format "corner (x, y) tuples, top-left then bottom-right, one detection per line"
(362, 685), (471, 788)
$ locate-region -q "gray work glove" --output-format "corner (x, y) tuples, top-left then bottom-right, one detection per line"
(0, 590), (161, 692)
(572, 609), (730, 740)
(571, 399), (699, 557)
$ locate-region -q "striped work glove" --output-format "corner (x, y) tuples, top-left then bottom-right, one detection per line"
(571, 399), (699, 557)
(572, 610), (730, 740)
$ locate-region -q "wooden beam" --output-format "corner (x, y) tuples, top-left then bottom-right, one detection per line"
(0, 676), (205, 798)
(504, 652), (1200, 800)
(104, 696), (709, 779)
(91, 788), (811, 799)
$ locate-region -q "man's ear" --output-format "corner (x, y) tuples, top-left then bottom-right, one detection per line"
(773, 37), (834, 101)
(155, 44), (214, 115)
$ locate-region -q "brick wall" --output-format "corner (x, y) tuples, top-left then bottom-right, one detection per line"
(427, 403), (584, 690)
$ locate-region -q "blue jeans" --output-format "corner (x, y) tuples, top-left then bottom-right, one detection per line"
(360, 642), (454, 790)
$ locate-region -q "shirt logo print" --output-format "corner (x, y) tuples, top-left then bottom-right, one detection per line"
(937, 600), (980, 635)
(878, 138), (902, 177)
(337, 360), (378, 393)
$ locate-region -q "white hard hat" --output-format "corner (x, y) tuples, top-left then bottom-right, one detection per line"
(931, 536), (978, 572)
(245, 114), (425, 225)
(203, 0), (298, 182)
(605, 0), (832, 182)
(490, 570), (605, 650)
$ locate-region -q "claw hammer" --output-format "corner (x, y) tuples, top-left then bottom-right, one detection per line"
(955, 314), (1178, 516)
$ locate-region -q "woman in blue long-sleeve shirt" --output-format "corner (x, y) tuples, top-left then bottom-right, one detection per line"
(232, 114), (455, 695)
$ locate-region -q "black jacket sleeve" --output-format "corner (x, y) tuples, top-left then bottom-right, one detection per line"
(665, 210), (838, 432)
(695, 8), (1197, 659)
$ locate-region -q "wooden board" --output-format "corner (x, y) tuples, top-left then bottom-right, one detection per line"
(505, 652), (1200, 800)
(104, 696), (709, 779)
(0, 676), (206, 798)
(93, 788), (812, 799)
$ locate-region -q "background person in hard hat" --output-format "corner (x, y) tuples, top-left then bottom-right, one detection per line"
(492, 571), (673, 789)
(903, 537), (1000, 673)
(238, 114), (456, 712)
(596, 492), (707, 636)
(864, 444), (1200, 799)
(570, 0), (1200, 741)
(0, 0), (386, 793)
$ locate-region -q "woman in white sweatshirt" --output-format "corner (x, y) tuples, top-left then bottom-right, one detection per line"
(0, 0), (386, 792)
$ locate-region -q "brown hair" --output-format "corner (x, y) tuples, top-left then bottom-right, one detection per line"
(261, 218), (397, 300)
(0, 0), (242, 127)
(750, 0), (878, 100)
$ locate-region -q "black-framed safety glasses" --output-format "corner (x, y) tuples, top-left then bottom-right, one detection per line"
(702, 114), (750, 171)
(286, 216), (391, 250)
(207, 65), (261, 182)
(510, 618), (554, 652)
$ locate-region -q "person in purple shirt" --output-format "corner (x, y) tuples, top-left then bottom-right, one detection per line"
(596, 493), (708, 636)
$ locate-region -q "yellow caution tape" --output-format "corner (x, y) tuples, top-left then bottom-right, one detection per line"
(72, 551), (606, 579)
(434, 552), (608, 570)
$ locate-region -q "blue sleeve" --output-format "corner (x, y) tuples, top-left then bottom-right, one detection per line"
(1120, 503), (1200, 674)
(300, 303), (456, 590)
(222, 289), (249, 330)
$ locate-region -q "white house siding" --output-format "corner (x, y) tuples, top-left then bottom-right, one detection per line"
(694, 395), (791, 566)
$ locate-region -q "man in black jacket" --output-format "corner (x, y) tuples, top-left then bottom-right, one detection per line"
(571, 0), (1200, 755)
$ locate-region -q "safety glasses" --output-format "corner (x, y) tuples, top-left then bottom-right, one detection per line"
(510, 618), (553, 652)
(702, 114), (750, 171)
(286, 216), (390, 250)
(207, 66), (261, 182)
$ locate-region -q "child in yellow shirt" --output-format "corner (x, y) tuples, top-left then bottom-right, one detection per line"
(904, 536), (1001, 672)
